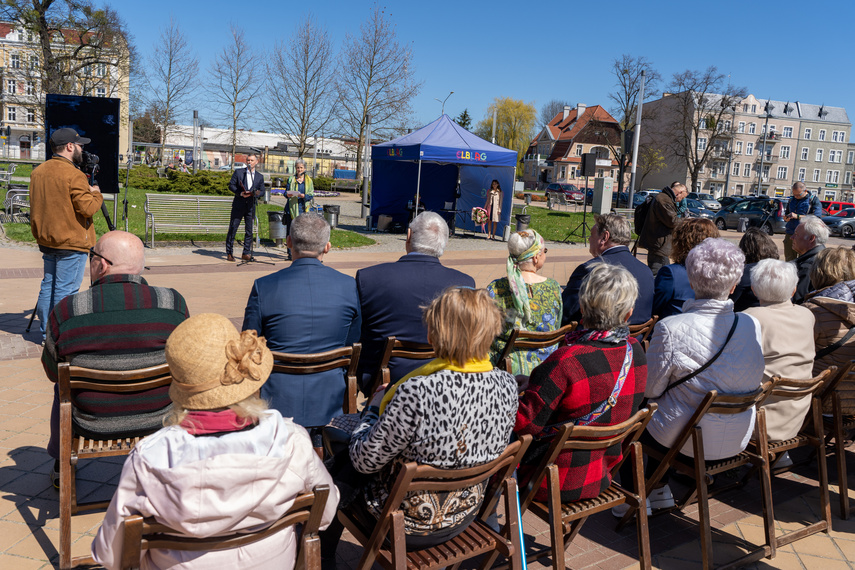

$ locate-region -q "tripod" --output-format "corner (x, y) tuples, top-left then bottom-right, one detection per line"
(563, 175), (592, 243)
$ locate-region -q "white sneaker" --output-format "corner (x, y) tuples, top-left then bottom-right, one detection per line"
(648, 485), (676, 510)
(611, 499), (652, 518)
(775, 451), (793, 468)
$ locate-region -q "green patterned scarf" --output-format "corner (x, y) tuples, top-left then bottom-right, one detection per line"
(506, 229), (545, 326)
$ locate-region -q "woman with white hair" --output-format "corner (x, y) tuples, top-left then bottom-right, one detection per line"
(635, 238), (764, 510)
(744, 260), (816, 451)
(487, 229), (562, 375)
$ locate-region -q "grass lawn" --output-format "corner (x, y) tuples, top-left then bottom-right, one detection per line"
(0, 162), (35, 178)
(512, 204), (637, 243)
(1, 185), (376, 249)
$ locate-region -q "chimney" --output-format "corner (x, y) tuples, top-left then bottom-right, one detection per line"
(576, 103), (587, 117)
(562, 105), (571, 121)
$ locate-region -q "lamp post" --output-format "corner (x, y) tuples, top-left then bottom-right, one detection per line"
(755, 100), (774, 195)
(434, 91), (454, 116)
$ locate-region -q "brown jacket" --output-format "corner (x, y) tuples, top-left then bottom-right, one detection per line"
(638, 186), (679, 258)
(804, 287), (855, 414)
(29, 155), (102, 252)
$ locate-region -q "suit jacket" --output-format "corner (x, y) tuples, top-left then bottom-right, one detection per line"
(355, 253), (475, 386)
(243, 258), (361, 427)
(652, 263), (694, 319)
(228, 168), (265, 213)
(793, 245), (825, 304)
(561, 246), (654, 327)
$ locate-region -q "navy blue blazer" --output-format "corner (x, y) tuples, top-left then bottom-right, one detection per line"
(355, 253), (475, 386)
(561, 246), (654, 327)
(242, 258), (361, 427)
(653, 263), (694, 318)
(228, 168), (265, 213)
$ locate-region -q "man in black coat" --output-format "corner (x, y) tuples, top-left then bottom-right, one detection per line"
(638, 181), (687, 276)
(225, 153), (265, 262)
(562, 213), (654, 327)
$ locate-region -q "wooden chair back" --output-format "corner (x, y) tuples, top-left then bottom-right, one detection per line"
(368, 337), (435, 396)
(768, 367), (833, 400)
(628, 316), (658, 345)
(271, 344), (361, 415)
(813, 360), (855, 519)
(498, 322), (577, 374)
(118, 485), (330, 570)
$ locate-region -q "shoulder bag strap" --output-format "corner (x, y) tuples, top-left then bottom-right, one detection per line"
(662, 314), (740, 395)
(815, 323), (855, 359)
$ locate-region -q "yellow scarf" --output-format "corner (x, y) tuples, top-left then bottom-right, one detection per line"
(379, 357), (494, 414)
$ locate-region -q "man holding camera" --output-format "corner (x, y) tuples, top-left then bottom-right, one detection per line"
(29, 128), (102, 343)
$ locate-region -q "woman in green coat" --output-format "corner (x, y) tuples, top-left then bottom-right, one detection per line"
(284, 159), (314, 257)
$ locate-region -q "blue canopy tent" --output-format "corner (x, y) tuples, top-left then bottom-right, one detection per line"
(370, 115), (518, 236)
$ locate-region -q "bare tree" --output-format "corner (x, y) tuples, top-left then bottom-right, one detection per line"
(208, 25), (260, 169)
(334, 4), (422, 179)
(539, 99), (572, 128)
(664, 67), (746, 191)
(262, 15), (334, 159)
(637, 144), (666, 189)
(144, 18), (198, 161)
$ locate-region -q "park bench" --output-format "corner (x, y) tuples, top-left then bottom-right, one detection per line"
(331, 178), (361, 193)
(612, 207), (635, 231)
(144, 193), (257, 248)
(549, 192), (569, 211)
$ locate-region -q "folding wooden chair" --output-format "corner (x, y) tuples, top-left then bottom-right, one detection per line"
(497, 322), (578, 374)
(743, 368), (834, 549)
(88, 485), (330, 570)
(484, 405), (658, 570)
(367, 337), (436, 397)
(616, 382), (775, 569)
(271, 343), (362, 417)
(339, 436), (532, 570)
(628, 316), (658, 348)
(814, 361), (855, 519)
(57, 362), (173, 570)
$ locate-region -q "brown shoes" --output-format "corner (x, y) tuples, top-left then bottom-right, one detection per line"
(226, 254), (235, 262)
(241, 254), (255, 262)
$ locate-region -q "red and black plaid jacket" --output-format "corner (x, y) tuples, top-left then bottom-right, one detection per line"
(514, 336), (647, 503)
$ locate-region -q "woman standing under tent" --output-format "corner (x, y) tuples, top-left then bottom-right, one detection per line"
(484, 180), (503, 240)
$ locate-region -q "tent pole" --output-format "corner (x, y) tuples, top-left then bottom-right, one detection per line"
(414, 159), (422, 222)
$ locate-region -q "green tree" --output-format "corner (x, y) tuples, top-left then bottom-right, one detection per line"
(455, 108), (471, 130)
(475, 97), (536, 177)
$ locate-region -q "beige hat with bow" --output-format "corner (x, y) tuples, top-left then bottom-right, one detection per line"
(166, 313), (273, 410)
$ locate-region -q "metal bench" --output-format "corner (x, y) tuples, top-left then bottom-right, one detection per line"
(4, 184), (29, 215)
(549, 192), (570, 211)
(144, 193), (258, 248)
(331, 178), (361, 193)
(612, 207), (635, 232)
(0, 163), (17, 186)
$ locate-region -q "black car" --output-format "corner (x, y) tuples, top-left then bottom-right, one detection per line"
(713, 198), (786, 234)
(717, 195), (746, 209)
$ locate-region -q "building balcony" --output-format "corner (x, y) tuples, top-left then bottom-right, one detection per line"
(708, 172), (728, 181)
(755, 155), (778, 164)
(758, 132), (779, 144)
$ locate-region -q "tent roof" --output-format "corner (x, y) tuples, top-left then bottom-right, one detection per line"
(372, 114), (518, 167)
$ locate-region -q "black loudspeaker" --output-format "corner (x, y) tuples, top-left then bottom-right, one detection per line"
(45, 94), (121, 193)
(580, 153), (597, 177)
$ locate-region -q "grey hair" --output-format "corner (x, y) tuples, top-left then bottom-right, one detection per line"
(409, 211), (448, 257)
(579, 263), (639, 330)
(750, 259), (798, 303)
(593, 213), (631, 246)
(294, 158), (307, 169)
(164, 394), (268, 427)
(686, 237), (745, 300)
(799, 215), (829, 245)
(290, 213), (330, 256)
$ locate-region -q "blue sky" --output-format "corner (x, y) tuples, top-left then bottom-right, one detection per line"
(118, 0), (855, 140)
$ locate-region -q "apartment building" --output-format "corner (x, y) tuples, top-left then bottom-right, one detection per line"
(792, 103), (851, 202)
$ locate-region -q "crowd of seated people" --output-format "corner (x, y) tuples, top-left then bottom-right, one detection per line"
(43, 209), (855, 569)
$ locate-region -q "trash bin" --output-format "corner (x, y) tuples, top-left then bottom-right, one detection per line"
(263, 188), (271, 204)
(524, 193), (532, 205)
(323, 204), (341, 229)
(268, 210), (286, 245)
(515, 214), (531, 232)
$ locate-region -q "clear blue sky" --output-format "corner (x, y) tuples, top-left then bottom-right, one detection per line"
(118, 0), (855, 140)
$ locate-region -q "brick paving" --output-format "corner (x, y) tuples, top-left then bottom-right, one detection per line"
(0, 212), (854, 568)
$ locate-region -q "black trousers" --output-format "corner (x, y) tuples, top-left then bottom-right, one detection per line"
(226, 204), (254, 256)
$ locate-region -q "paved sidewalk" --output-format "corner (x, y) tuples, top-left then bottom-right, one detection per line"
(0, 214), (854, 568)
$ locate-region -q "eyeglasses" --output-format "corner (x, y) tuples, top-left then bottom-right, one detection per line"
(542, 248), (549, 254)
(88, 247), (113, 265)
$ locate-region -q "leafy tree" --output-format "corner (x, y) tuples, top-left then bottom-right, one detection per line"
(539, 99), (572, 128)
(455, 108), (471, 130)
(475, 97), (536, 177)
(334, 4), (421, 179)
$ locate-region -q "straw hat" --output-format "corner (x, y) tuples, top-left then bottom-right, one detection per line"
(166, 313), (273, 410)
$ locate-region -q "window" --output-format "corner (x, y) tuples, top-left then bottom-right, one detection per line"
(733, 162), (740, 176)
(735, 141), (743, 154)
(780, 146), (790, 159)
(804, 128), (812, 139)
(25, 81), (34, 95)
(830, 150), (843, 163)
(748, 123), (756, 134)
(738, 121), (745, 133)
(26, 108), (33, 123)
(819, 129), (826, 141)
(743, 104), (749, 113)
(95, 63), (106, 77)
(746, 142), (754, 155)
(559, 165), (566, 179)
(846, 172), (852, 185)
(813, 169), (821, 182)
(826, 170), (840, 184)
(801, 147), (809, 160)
(832, 131), (841, 142)
(10, 53), (19, 69)
(751, 105), (757, 113)
(723, 120), (731, 132)
(768, 125), (776, 135)
(762, 165), (770, 179)
(699, 165), (705, 174)
(29, 55), (37, 70)
(6, 106), (15, 121)
(575, 144), (583, 156)
(816, 149), (824, 162)
(783, 126), (793, 138)
(6, 80), (14, 94)
(777, 166), (788, 179)
(95, 87), (105, 97)
(697, 137), (707, 151)
(569, 166), (577, 178)
(848, 151), (855, 164)
(743, 163), (751, 177)
(798, 168), (806, 181)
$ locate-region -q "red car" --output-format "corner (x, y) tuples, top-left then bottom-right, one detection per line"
(545, 183), (584, 203)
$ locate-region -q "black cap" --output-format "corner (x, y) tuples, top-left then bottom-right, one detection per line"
(50, 128), (90, 146)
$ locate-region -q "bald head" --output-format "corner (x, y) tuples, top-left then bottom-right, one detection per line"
(91, 231), (145, 282)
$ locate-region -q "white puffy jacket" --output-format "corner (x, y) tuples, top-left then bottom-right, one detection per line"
(646, 298), (764, 460)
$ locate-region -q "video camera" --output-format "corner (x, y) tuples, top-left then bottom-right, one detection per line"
(78, 150), (115, 231)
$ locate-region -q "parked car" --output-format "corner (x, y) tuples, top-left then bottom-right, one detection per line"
(822, 208), (855, 237)
(717, 195), (746, 209)
(687, 192), (721, 211)
(820, 201), (855, 216)
(545, 182), (584, 203)
(713, 198), (786, 235)
(218, 162), (246, 171)
(685, 198), (716, 219)
(611, 192), (629, 208)
(632, 190), (659, 208)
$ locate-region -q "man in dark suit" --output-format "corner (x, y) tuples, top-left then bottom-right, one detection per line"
(242, 213), (361, 435)
(562, 213), (654, 326)
(356, 211), (475, 388)
(226, 153), (265, 262)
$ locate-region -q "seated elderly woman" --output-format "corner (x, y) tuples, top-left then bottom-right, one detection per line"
(634, 238), (764, 510)
(91, 314), (338, 569)
(743, 260), (816, 459)
(325, 287), (518, 555)
(652, 218), (719, 319)
(807, 246), (855, 299)
(488, 229), (562, 375)
(730, 228), (780, 312)
(515, 263), (647, 502)
(803, 247), (855, 416)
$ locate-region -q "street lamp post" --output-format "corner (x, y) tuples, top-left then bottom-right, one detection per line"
(755, 100), (774, 195)
(434, 91), (454, 116)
